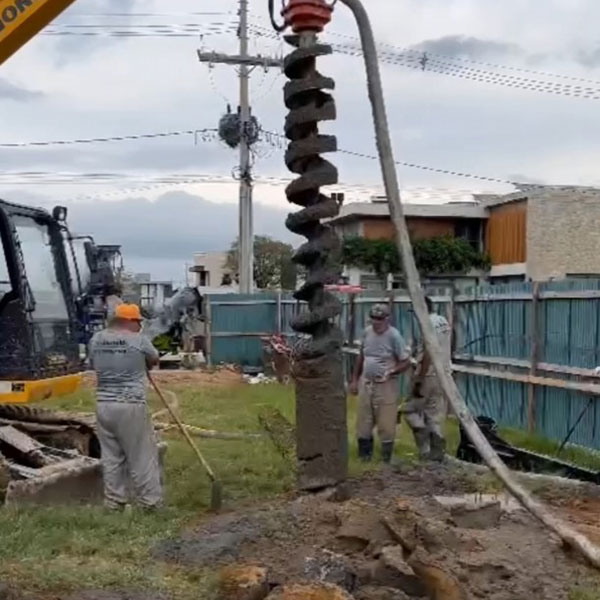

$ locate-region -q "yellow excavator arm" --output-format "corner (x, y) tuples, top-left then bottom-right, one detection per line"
(0, 0), (78, 66)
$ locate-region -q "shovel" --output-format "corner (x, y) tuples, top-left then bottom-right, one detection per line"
(147, 370), (223, 511)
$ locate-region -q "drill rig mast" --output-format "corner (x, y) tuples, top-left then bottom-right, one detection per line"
(274, 0), (348, 490)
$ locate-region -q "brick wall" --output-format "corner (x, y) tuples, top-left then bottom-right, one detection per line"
(527, 189), (600, 280)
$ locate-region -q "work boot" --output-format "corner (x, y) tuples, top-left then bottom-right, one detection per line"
(357, 438), (373, 462)
(429, 433), (447, 463)
(411, 428), (430, 461)
(381, 441), (395, 464)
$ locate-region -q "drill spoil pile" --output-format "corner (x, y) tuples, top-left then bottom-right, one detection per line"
(156, 463), (600, 600)
(0, 404), (102, 506)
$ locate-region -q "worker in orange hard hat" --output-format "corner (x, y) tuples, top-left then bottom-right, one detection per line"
(89, 303), (163, 510)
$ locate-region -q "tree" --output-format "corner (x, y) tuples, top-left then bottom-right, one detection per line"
(341, 235), (489, 277)
(225, 235), (297, 290)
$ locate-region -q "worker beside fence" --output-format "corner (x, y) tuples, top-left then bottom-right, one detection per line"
(89, 303), (163, 510)
(404, 296), (452, 462)
(350, 304), (411, 463)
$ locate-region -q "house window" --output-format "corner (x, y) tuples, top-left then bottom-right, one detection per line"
(455, 219), (482, 251)
(198, 271), (209, 287)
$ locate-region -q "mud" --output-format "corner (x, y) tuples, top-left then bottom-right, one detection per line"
(294, 352), (348, 491)
(156, 463), (600, 599)
(62, 592), (167, 600)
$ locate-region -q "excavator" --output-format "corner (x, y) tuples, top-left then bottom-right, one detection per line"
(0, 198), (125, 403)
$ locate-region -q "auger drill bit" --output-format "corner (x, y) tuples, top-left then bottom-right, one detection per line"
(282, 22), (348, 490)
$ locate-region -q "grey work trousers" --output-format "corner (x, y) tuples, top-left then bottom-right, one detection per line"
(96, 402), (163, 509)
(403, 376), (447, 458)
(357, 379), (399, 443)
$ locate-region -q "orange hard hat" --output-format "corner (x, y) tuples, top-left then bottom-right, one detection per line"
(114, 303), (143, 321)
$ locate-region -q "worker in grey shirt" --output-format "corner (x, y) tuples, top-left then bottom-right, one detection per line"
(350, 304), (411, 463)
(89, 303), (162, 510)
(404, 296), (452, 462)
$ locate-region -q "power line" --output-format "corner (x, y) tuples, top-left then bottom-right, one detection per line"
(45, 17), (600, 90)
(64, 12), (235, 18)
(247, 22), (600, 101)
(259, 130), (516, 186)
(0, 124), (532, 187)
(44, 20), (600, 100)
(42, 22), (237, 38)
(247, 19), (600, 88)
(0, 129), (218, 148)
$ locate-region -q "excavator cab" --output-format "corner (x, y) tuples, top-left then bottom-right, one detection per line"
(0, 199), (82, 403)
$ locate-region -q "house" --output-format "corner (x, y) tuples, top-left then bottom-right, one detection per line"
(139, 280), (174, 311)
(481, 185), (600, 283)
(330, 188), (488, 290)
(329, 185), (600, 287)
(189, 251), (237, 291)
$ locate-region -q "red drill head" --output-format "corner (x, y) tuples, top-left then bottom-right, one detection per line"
(282, 0), (334, 34)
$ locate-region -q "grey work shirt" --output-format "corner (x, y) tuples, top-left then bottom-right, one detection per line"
(90, 328), (159, 404)
(361, 325), (409, 382)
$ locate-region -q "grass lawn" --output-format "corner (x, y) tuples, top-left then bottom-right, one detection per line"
(1, 380), (600, 598)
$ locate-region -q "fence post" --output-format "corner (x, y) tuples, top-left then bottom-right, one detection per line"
(348, 292), (356, 346)
(205, 295), (213, 368)
(276, 292), (282, 335)
(527, 281), (540, 433)
(448, 283), (457, 355)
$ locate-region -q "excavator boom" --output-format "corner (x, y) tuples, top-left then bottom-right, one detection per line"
(0, 0), (77, 66)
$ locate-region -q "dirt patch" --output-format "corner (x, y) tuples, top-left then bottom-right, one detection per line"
(61, 592), (167, 600)
(83, 367), (242, 390)
(156, 463), (599, 599)
(549, 495), (600, 546)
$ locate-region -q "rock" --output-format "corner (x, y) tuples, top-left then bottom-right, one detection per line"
(328, 482), (353, 503)
(218, 565), (270, 600)
(304, 549), (357, 591)
(450, 501), (502, 530)
(381, 515), (417, 555)
(355, 587), (410, 600)
(408, 549), (466, 600)
(0, 584), (18, 600)
(415, 519), (480, 555)
(379, 546), (427, 597)
(266, 583), (354, 600)
(337, 507), (394, 552)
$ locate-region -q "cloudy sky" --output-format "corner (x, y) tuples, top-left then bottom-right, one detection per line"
(2, 0), (600, 282)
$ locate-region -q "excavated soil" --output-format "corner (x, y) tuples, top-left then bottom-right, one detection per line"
(156, 463), (600, 599)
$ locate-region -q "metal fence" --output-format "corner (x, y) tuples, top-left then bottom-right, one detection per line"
(204, 280), (600, 450)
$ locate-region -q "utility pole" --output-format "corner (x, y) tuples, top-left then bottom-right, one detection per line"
(198, 0), (282, 294)
(238, 0), (252, 295)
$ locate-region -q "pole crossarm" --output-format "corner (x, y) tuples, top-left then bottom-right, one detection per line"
(197, 51), (283, 69)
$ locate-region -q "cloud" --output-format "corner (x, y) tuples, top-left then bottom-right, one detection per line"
(59, 190), (296, 271)
(51, 0), (141, 65)
(0, 79), (43, 101)
(410, 35), (522, 60)
(575, 46), (600, 68)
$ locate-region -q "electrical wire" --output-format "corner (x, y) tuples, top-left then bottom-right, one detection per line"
(45, 16), (600, 91)
(0, 129), (218, 148)
(247, 22), (600, 101)
(45, 20), (600, 100)
(247, 18), (600, 88)
(0, 125), (535, 188)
